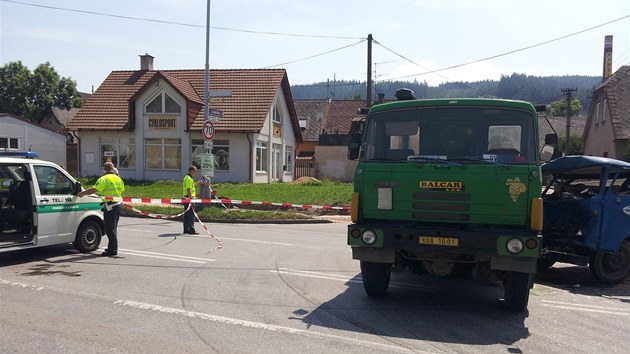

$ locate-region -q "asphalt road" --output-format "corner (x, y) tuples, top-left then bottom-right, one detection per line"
(1, 217), (629, 353)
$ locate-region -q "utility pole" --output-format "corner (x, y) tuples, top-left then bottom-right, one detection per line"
(561, 88), (577, 156)
(366, 34), (372, 107)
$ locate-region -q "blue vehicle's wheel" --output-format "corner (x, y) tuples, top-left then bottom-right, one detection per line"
(590, 240), (630, 283)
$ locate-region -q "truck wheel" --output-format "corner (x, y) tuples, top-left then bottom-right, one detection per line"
(590, 240), (630, 283)
(360, 261), (391, 296)
(504, 271), (532, 311)
(73, 220), (102, 253)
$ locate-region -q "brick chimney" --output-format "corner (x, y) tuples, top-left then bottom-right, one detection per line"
(140, 53), (154, 71)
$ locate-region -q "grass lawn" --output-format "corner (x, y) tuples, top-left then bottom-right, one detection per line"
(78, 178), (353, 221)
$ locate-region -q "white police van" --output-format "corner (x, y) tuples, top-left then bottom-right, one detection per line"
(0, 155), (104, 253)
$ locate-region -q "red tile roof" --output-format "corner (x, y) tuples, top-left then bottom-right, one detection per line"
(68, 69), (301, 142)
(322, 100), (366, 135)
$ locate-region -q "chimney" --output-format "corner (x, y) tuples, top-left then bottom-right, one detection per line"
(602, 35), (613, 81)
(140, 53), (154, 71)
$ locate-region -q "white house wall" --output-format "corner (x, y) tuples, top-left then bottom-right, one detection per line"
(0, 116), (66, 165)
(254, 88), (296, 183)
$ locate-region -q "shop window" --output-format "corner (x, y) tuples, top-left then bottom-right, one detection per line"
(192, 139), (230, 171)
(145, 92), (181, 114)
(256, 142), (268, 172)
(100, 138), (135, 168)
(145, 138), (181, 170)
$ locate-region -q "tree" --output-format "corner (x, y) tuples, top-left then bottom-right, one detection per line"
(0, 61), (83, 122)
(558, 134), (583, 155)
(550, 98), (583, 117)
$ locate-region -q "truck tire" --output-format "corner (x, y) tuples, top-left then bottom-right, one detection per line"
(360, 261), (391, 296)
(590, 240), (630, 283)
(73, 220), (102, 253)
(504, 271), (532, 311)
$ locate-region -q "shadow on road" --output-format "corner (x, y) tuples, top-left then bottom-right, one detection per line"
(299, 271), (530, 347)
(535, 264), (630, 299)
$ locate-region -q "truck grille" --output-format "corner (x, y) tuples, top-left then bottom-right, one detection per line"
(412, 192), (471, 222)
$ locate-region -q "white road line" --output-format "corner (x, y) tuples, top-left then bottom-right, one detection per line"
(541, 300), (630, 316)
(218, 237), (293, 246)
(273, 268), (438, 292)
(114, 299), (421, 353)
(103, 248), (213, 264)
(0, 279), (44, 291)
(118, 248), (212, 261)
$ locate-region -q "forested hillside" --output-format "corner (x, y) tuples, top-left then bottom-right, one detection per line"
(291, 73), (601, 114)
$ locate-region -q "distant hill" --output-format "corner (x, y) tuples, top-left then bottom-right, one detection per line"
(291, 73), (602, 114)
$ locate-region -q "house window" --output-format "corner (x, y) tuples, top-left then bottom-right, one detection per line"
(100, 138), (135, 168)
(595, 102), (601, 125)
(192, 139), (230, 171)
(0, 137), (19, 150)
(285, 146), (293, 172)
(256, 142), (268, 172)
(145, 138), (181, 170)
(602, 99), (607, 123)
(272, 102), (283, 123)
(145, 92), (181, 114)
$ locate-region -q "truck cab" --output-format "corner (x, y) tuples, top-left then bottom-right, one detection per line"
(0, 156), (104, 253)
(347, 92), (548, 311)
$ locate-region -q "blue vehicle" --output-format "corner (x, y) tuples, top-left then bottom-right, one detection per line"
(541, 156), (630, 282)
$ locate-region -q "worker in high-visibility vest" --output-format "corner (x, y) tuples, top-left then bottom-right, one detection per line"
(78, 161), (125, 256)
(182, 165), (200, 234)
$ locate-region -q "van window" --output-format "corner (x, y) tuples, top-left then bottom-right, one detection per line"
(34, 165), (73, 195)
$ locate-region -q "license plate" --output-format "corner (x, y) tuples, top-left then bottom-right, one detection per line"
(419, 236), (459, 246)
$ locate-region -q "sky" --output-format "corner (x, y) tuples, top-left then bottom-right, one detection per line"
(1, 0), (629, 94)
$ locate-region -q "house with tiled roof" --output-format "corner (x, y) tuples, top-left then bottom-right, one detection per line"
(68, 55), (302, 182)
(292, 99), (366, 181)
(582, 65), (630, 159)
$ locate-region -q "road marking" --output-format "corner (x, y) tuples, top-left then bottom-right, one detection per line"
(114, 299), (422, 353)
(273, 268), (439, 291)
(0, 279), (44, 291)
(541, 300), (630, 316)
(107, 248), (214, 264)
(219, 237), (293, 246)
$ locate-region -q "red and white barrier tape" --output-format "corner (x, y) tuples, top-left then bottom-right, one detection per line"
(106, 196), (350, 211)
(123, 202), (223, 252)
(123, 203), (190, 219)
(191, 207), (223, 253)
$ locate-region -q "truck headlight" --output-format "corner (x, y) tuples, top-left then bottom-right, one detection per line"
(506, 238), (524, 254)
(362, 230), (377, 245)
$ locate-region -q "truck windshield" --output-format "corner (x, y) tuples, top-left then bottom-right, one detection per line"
(363, 106), (536, 164)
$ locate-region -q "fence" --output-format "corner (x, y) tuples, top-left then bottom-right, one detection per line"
(295, 160), (317, 179)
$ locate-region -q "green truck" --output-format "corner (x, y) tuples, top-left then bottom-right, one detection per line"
(347, 89), (553, 311)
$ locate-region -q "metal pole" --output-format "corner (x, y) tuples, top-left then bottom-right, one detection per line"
(200, 0), (212, 200)
(366, 34), (372, 107)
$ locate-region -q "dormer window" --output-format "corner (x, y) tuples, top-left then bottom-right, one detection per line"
(145, 92), (181, 114)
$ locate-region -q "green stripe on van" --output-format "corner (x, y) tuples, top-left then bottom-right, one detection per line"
(37, 203), (102, 214)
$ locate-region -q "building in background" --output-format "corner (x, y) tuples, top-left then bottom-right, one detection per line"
(67, 55), (302, 182)
(0, 113), (66, 165)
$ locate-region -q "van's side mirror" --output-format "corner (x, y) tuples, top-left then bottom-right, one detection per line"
(348, 131), (361, 160)
(72, 182), (82, 196)
(545, 134), (558, 145)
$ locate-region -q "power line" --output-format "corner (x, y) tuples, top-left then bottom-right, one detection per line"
(373, 39), (496, 97)
(264, 40), (366, 68)
(1, 0), (364, 40)
(381, 14), (630, 81)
